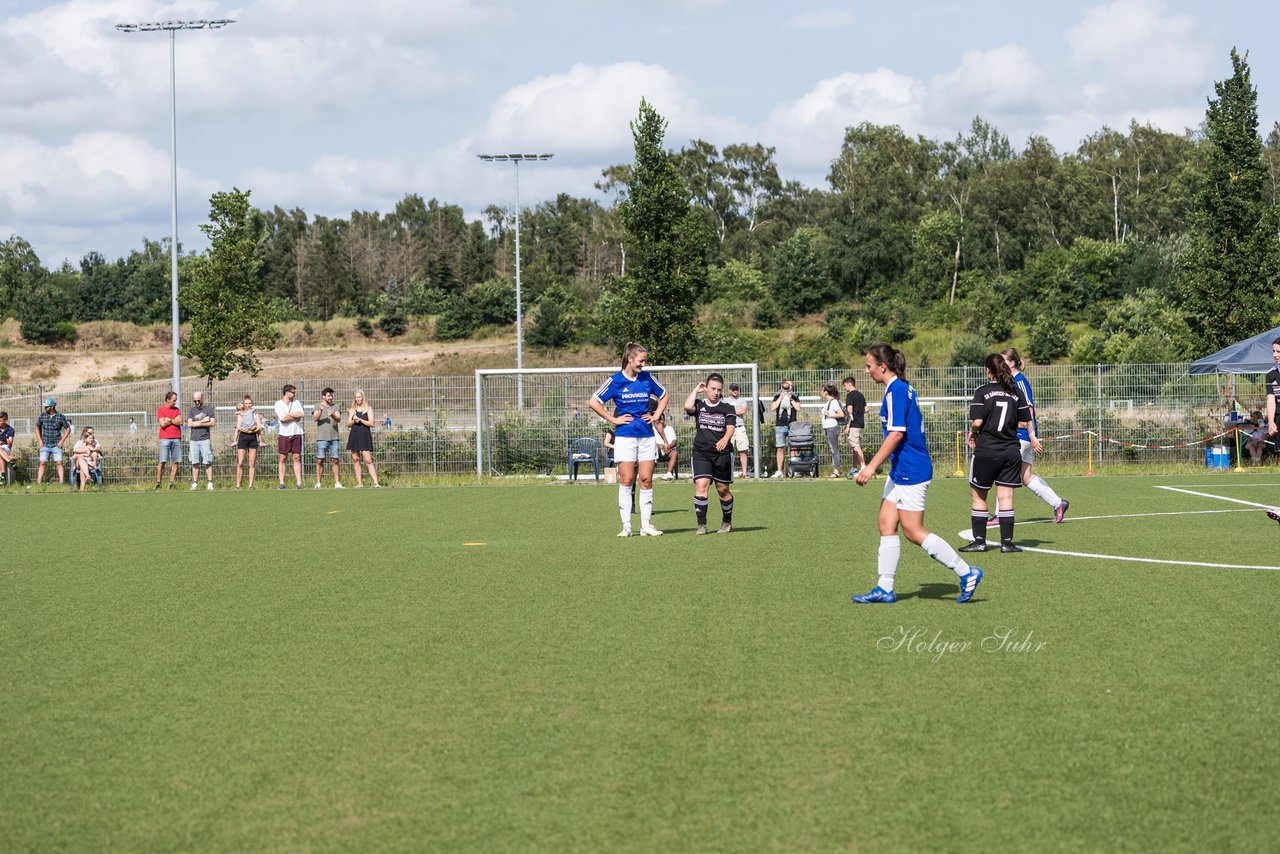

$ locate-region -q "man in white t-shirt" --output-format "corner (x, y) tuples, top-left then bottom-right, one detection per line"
(725, 383), (752, 478)
(274, 384), (306, 489)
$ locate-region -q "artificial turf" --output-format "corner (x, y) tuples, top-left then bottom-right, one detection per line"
(2, 473), (1278, 851)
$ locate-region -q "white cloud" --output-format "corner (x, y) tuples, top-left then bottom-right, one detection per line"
(786, 9), (855, 29)
(475, 62), (746, 157)
(1066, 0), (1208, 93)
(764, 69), (926, 169)
(931, 44), (1046, 113)
(0, 130), (221, 263)
(0, 0), (475, 135)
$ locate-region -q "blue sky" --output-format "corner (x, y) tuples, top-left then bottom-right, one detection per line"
(2, 0), (1277, 266)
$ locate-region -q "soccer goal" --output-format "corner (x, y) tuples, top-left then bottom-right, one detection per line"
(475, 363), (763, 478)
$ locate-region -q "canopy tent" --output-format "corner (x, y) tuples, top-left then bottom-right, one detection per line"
(1188, 326), (1280, 375)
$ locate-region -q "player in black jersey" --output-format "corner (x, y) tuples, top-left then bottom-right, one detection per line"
(1266, 339), (1280, 525)
(683, 373), (738, 535)
(961, 354), (1032, 553)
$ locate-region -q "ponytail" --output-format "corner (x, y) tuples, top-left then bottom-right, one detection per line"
(621, 342), (648, 372)
(866, 343), (907, 382)
(985, 353), (1017, 395)
(1000, 347), (1023, 371)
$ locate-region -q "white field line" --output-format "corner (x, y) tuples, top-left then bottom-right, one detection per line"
(1154, 486), (1278, 510)
(956, 502), (1280, 571)
(1014, 547), (1278, 572)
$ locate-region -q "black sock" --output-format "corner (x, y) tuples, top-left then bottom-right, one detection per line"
(720, 497), (733, 524)
(694, 496), (708, 525)
(971, 512), (988, 544)
(999, 510), (1015, 543)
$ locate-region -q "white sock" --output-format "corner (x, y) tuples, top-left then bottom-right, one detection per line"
(1028, 475), (1062, 508)
(877, 535), (900, 591)
(922, 533), (970, 577)
(639, 488), (654, 528)
(618, 485), (632, 525)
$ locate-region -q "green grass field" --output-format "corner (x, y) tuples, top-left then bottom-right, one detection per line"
(3, 473), (1279, 851)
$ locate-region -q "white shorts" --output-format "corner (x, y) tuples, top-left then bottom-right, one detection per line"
(881, 479), (930, 512)
(730, 429), (749, 452)
(1019, 439), (1035, 464)
(613, 435), (658, 463)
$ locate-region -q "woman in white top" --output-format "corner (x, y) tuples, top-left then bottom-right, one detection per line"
(234, 395), (264, 490)
(820, 383), (844, 478)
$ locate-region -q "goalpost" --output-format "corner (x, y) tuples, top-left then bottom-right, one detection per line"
(475, 363), (763, 479)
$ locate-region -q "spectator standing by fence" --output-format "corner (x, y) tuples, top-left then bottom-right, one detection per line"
(275, 385), (305, 489)
(820, 383), (844, 478)
(843, 376), (867, 477)
(726, 383), (752, 478)
(313, 387), (344, 489)
(155, 392), (182, 489)
(0, 411), (14, 484)
(770, 380), (801, 477)
(234, 395), (263, 490)
(187, 390), (216, 491)
(36, 398), (71, 485)
(347, 390), (381, 488)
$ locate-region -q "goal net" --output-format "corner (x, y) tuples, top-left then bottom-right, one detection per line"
(474, 363), (763, 478)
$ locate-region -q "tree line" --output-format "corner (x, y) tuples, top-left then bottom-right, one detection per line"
(3, 50), (1278, 371)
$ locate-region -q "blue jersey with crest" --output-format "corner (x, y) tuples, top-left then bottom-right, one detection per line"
(593, 370), (666, 439)
(1013, 372), (1037, 442)
(879, 376), (932, 485)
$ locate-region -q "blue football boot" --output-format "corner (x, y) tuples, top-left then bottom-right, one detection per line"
(851, 586), (897, 604)
(956, 568), (983, 604)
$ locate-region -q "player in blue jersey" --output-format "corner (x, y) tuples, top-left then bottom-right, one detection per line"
(996, 348), (1069, 525)
(851, 343), (983, 604)
(588, 342), (669, 537)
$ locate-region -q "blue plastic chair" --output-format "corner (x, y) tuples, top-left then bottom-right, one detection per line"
(568, 437), (601, 481)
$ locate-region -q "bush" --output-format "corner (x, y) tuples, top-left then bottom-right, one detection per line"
(1027, 312), (1070, 363)
(1071, 331), (1106, 365)
(527, 299), (575, 349)
(355, 318), (374, 338)
(948, 333), (989, 367)
(468, 279), (517, 326)
(434, 297), (475, 341)
(377, 308), (407, 338)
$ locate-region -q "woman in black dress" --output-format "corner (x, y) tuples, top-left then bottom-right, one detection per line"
(346, 389), (381, 488)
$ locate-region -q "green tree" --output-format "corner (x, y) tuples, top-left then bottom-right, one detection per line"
(1026, 311), (1070, 364)
(826, 123), (940, 299)
(1181, 49), (1280, 351)
(600, 99), (707, 362)
(1, 236), (46, 320)
(178, 188), (280, 379)
(527, 284), (577, 349)
(771, 227), (836, 314)
(18, 270), (76, 345)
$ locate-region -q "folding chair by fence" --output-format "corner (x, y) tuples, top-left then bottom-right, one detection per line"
(568, 437), (601, 481)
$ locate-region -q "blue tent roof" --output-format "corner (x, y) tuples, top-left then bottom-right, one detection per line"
(1188, 326), (1280, 374)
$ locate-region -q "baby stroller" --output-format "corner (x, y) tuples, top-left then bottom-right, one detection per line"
(786, 421), (819, 478)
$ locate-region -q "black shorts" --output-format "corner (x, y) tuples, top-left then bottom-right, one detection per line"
(969, 451), (1022, 490)
(236, 433), (260, 450)
(692, 450), (734, 483)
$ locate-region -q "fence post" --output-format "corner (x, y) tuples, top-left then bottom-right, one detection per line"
(431, 376), (438, 475)
(1094, 364), (1103, 474)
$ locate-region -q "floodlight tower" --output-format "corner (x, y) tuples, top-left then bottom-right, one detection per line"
(477, 153), (555, 408)
(115, 18), (235, 401)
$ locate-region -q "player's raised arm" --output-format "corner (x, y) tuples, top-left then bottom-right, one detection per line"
(684, 382), (705, 415)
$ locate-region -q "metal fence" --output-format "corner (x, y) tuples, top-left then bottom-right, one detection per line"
(0, 364), (1267, 485)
